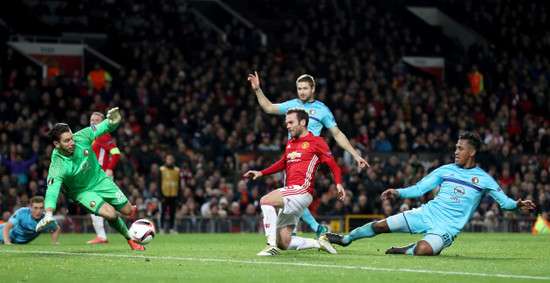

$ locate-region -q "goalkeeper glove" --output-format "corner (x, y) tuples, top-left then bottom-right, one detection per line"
(36, 212), (54, 232)
(106, 107), (121, 125)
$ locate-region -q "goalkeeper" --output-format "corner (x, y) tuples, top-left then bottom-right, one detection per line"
(36, 107), (145, 251)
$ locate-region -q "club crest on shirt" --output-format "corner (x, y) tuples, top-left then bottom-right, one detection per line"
(301, 142), (309, 149)
(287, 151), (302, 160)
(84, 149), (89, 156)
(48, 178), (54, 186)
(309, 110), (316, 115)
(90, 201), (96, 208)
(472, 177), (479, 184)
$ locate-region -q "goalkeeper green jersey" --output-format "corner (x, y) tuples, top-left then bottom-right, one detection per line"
(45, 120), (118, 210)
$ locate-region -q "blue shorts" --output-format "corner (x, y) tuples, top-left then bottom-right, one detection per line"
(386, 208), (457, 254)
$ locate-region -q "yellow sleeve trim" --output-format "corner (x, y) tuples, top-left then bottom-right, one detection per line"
(110, 148), (121, 155)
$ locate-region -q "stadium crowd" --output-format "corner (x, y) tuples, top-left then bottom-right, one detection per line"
(0, 0), (549, 233)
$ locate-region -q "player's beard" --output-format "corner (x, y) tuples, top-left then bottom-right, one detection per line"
(291, 127), (303, 139)
(59, 144), (75, 156)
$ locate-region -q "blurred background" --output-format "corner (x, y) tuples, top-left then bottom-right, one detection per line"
(0, 0), (549, 234)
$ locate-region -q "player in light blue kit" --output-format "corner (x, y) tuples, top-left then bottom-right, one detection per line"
(325, 132), (536, 255)
(1, 196), (60, 244)
(248, 72), (369, 237)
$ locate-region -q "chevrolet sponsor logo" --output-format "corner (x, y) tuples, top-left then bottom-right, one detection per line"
(287, 151), (302, 159)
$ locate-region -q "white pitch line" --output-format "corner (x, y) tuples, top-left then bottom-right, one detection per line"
(1, 250), (549, 280)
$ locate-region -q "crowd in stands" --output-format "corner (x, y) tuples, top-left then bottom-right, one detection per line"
(0, 0), (549, 233)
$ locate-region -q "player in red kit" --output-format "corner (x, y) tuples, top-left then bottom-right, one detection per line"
(86, 112), (121, 244)
(244, 108), (345, 256)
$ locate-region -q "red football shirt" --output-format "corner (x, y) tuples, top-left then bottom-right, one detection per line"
(91, 133), (119, 171)
(261, 132), (342, 195)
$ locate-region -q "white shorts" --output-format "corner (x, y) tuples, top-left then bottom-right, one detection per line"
(277, 185), (313, 228)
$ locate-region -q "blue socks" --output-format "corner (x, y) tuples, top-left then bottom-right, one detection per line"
(300, 208), (319, 232)
(406, 244), (417, 255)
(344, 221), (378, 244)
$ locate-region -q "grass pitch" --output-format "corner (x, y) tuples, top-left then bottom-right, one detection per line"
(1, 232), (549, 282)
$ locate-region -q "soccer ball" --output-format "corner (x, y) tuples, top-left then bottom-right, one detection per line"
(129, 219), (155, 245)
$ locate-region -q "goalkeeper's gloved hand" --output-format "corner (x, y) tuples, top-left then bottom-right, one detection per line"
(106, 107), (121, 125)
(36, 212), (54, 232)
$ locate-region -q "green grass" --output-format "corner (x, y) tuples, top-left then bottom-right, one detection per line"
(1, 233), (549, 282)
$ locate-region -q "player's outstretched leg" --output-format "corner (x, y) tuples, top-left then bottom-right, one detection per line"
(325, 222), (379, 247)
(324, 232), (349, 247)
(339, 221), (379, 245)
(385, 243), (415, 255)
(87, 214), (108, 244)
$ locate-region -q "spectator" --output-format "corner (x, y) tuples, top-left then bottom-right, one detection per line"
(87, 63), (112, 91)
(374, 131), (392, 152)
(2, 150), (38, 189)
(467, 65), (484, 95)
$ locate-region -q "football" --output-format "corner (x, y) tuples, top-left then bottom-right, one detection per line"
(129, 219), (156, 245)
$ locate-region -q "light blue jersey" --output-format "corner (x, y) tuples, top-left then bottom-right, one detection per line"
(397, 163), (517, 236)
(278, 99), (337, 136)
(0, 207), (58, 244)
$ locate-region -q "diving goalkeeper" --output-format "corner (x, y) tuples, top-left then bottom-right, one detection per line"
(36, 107), (145, 251)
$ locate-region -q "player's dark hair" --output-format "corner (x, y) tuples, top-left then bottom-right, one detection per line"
(286, 108), (309, 128)
(48, 123), (71, 143)
(30, 196), (44, 204)
(459, 131), (482, 154)
(296, 74), (315, 88)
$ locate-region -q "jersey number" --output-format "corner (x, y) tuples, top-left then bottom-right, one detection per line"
(115, 191), (126, 203)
